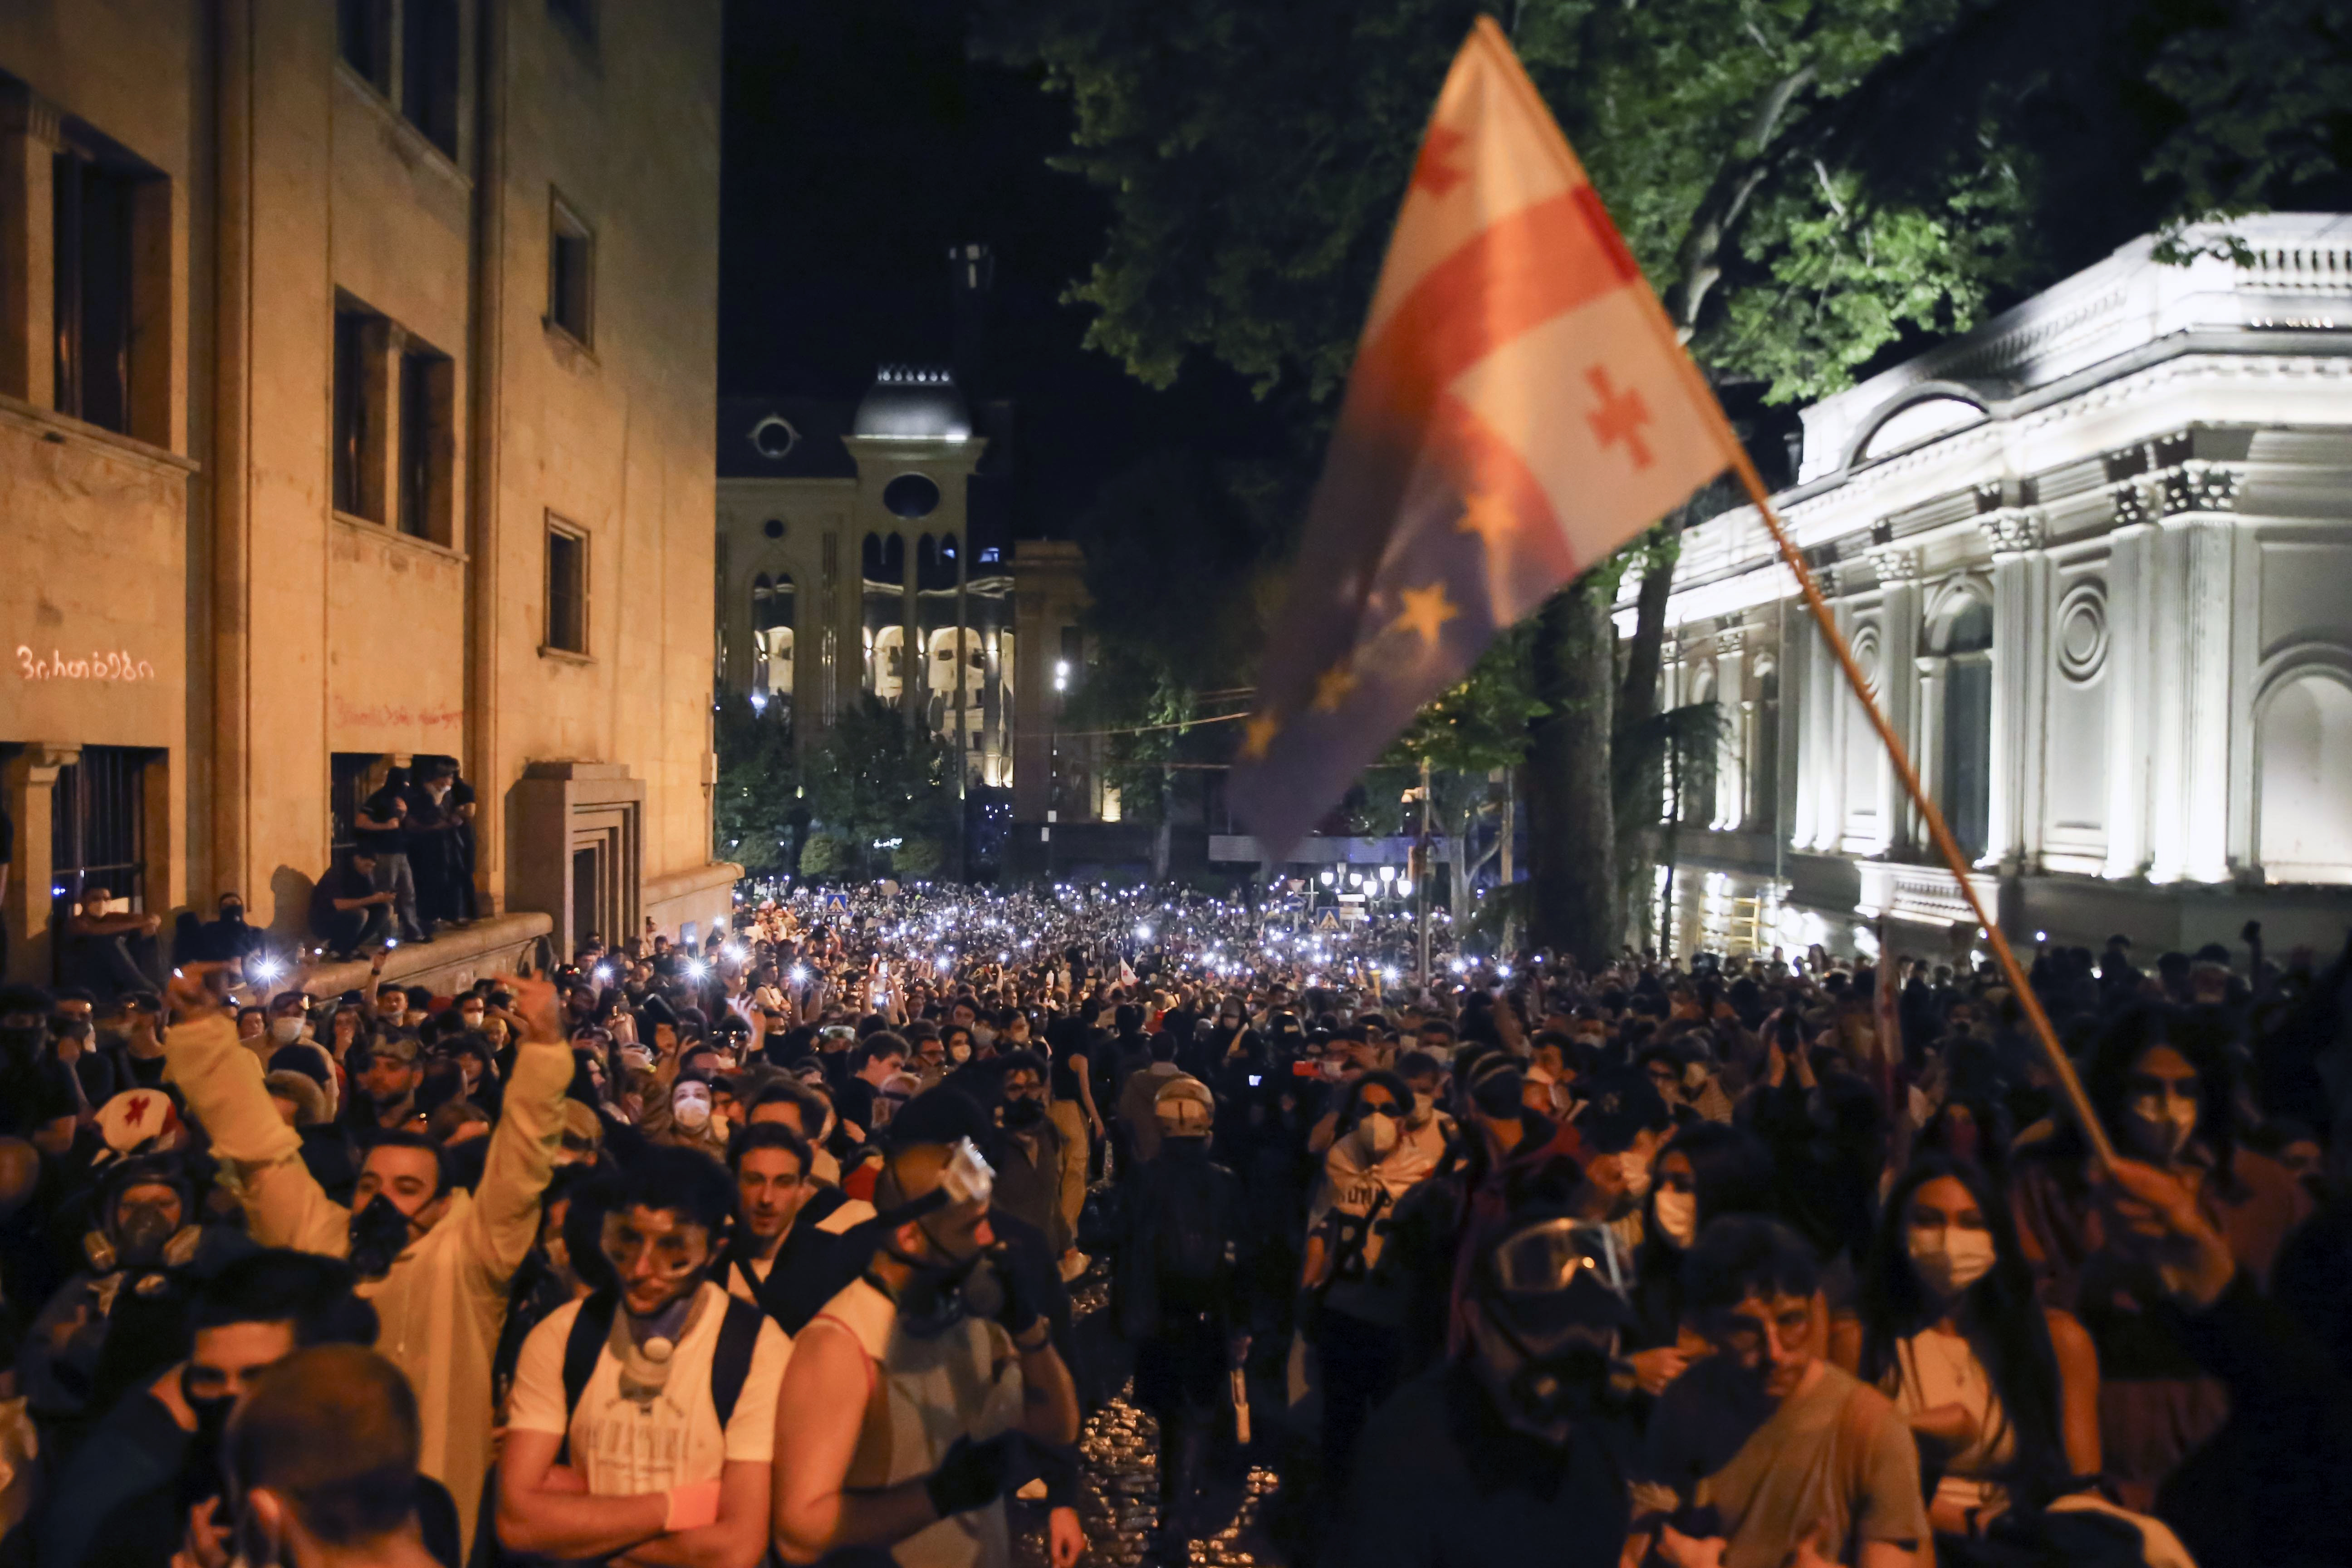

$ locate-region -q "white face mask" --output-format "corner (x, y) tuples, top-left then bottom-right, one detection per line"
(1907, 1223), (1998, 1297)
(1652, 1186), (1700, 1249)
(970, 1025), (995, 1049)
(269, 1016), (304, 1045)
(1358, 1110), (1400, 1157)
(1406, 1091), (1436, 1129)
(672, 1087), (712, 1130)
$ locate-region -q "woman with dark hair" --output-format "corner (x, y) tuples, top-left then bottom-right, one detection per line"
(1860, 1156), (2101, 1539)
(1624, 1122), (1776, 1392)
(2009, 1005), (2311, 1513)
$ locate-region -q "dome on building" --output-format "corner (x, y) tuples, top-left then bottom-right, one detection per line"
(852, 365), (971, 441)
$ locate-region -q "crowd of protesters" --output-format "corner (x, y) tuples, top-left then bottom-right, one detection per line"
(0, 875), (2344, 1568)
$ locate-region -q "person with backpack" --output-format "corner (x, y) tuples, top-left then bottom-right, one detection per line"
(496, 1147), (787, 1568)
(1113, 1075), (1249, 1558)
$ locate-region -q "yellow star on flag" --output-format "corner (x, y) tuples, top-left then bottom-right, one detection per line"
(1455, 490), (1518, 556)
(1312, 661), (1359, 712)
(1390, 582), (1460, 650)
(1239, 711), (1281, 761)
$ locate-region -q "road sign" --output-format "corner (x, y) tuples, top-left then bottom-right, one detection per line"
(1315, 910), (1340, 932)
(822, 892), (851, 915)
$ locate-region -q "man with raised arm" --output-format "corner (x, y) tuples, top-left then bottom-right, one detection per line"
(164, 960), (573, 1554)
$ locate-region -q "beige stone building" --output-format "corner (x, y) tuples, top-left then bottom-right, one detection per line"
(0, 0), (735, 990)
(716, 377), (1111, 875)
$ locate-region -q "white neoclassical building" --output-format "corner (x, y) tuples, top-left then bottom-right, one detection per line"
(1634, 215), (2352, 960)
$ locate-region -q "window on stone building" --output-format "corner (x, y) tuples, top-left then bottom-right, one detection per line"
(401, 0), (461, 157)
(1939, 601), (1994, 862)
(332, 307), (377, 520)
(330, 753), (380, 857)
(397, 343), (451, 541)
(548, 193), (594, 346)
(52, 149), (140, 436)
(339, 0), (394, 92)
(546, 519), (588, 654)
(52, 747), (152, 978)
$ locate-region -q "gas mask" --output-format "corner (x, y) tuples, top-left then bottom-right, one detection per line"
(347, 1193), (417, 1278)
(1477, 1216), (1637, 1431)
(875, 1139), (998, 1338)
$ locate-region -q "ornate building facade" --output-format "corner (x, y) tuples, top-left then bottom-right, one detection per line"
(1638, 216), (2352, 959)
(715, 372), (1111, 848)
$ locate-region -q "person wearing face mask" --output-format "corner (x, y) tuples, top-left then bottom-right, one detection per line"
(1300, 1069), (1437, 1495)
(499, 1147), (787, 1567)
(161, 961), (577, 1556)
(771, 1108), (1083, 1568)
(1857, 1158), (2123, 1555)
(193, 891), (275, 969)
(1339, 1204), (1640, 1567)
(1622, 1124), (1777, 1398)
(652, 1074), (731, 1157)
(2010, 1008), (2312, 1517)
(36, 1250), (417, 1568)
(990, 1052), (1073, 1261)
(0, 982), (81, 1155)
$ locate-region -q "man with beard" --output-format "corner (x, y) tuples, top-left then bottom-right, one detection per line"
(36, 1249), (407, 1568)
(162, 961), (574, 1555)
(498, 1147), (786, 1568)
(190, 891), (275, 969)
(345, 1036), (430, 1135)
(1627, 1215), (1925, 1568)
(771, 1097), (1082, 1568)
(1339, 1204), (1640, 1566)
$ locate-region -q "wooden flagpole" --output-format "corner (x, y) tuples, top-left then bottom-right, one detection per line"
(1716, 443), (2117, 1169)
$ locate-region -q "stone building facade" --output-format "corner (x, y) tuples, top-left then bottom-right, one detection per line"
(716, 375), (1111, 861)
(1637, 217), (2352, 960)
(0, 0), (735, 988)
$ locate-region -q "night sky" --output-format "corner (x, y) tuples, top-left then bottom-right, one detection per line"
(718, 0), (1266, 542)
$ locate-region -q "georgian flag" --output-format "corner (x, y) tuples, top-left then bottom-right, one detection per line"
(1230, 19), (1735, 856)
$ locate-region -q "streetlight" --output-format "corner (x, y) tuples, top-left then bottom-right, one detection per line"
(1319, 870), (1336, 887)
(1347, 871), (1364, 889)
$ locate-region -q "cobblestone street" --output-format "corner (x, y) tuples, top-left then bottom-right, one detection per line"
(1014, 1265), (1289, 1568)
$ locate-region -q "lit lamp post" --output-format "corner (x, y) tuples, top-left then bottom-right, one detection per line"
(1048, 658), (1069, 879)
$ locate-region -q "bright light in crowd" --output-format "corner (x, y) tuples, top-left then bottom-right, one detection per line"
(686, 959), (709, 979)
(1135, 923), (1154, 942)
(1054, 660), (1069, 692)
(596, 965), (615, 982)
(247, 955), (284, 983)
(936, 956), (950, 972)
(1496, 964), (1512, 978)
(1382, 966), (1399, 983)
(790, 965), (810, 985)
(725, 942), (746, 962)
(1450, 957), (1467, 974)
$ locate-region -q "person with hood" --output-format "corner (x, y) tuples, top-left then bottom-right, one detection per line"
(1113, 1075), (1248, 1558)
(161, 961), (573, 1555)
(1300, 1069), (1437, 1493)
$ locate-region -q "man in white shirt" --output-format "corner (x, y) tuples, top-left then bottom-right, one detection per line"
(499, 1146), (787, 1568)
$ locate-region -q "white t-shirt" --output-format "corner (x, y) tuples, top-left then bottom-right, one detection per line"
(508, 1282), (791, 1495)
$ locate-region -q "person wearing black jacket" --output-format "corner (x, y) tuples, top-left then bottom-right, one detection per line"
(1113, 1075), (1248, 1557)
(718, 1123), (874, 1333)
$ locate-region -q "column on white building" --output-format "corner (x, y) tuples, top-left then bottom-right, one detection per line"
(2145, 466), (2239, 883)
(1712, 630), (1747, 830)
(2102, 502), (2154, 879)
(1806, 574), (1850, 852)
(1981, 510), (2049, 868)
(1869, 546), (1921, 856)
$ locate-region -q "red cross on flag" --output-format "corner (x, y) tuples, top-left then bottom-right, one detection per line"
(1230, 18), (1738, 857)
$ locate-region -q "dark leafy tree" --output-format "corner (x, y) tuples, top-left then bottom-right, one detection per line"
(713, 688), (800, 877)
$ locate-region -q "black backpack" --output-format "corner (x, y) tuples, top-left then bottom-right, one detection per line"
(1153, 1168), (1232, 1289)
(554, 1289), (766, 1463)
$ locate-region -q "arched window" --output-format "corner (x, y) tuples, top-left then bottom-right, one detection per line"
(752, 571), (795, 710)
(1937, 598), (1994, 861)
(2258, 670), (2352, 884)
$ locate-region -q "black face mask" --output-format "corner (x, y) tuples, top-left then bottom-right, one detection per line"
(0, 1024), (40, 1064)
(180, 1370), (235, 1508)
(1003, 1098), (1046, 1130)
(220, 906), (245, 926)
(1485, 1313), (1628, 1432)
(348, 1193), (414, 1278)
(881, 1227), (995, 1339)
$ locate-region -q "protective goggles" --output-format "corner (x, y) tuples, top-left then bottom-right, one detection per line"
(1489, 1216), (1632, 1302)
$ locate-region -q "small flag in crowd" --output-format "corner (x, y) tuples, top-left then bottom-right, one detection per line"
(1230, 18), (1736, 856)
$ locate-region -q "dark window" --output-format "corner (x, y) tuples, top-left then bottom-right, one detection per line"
(549, 196), (593, 344)
(52, 152), (136, 435)
(401, 0), (461, 156)
(332, 309), (373, 519)
(397, 345), (447, 540)
(330, 753), (378, 856)
(52, 747), (151, 978)
(547, 522), (588, 653)
(549, 0), (597, 47)
(1940, 601), (1995, 862)
(339, 0), (392, 89)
